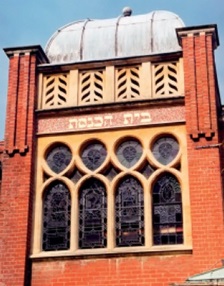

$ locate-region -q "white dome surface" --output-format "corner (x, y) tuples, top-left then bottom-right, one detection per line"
(45, 10), (185, 64)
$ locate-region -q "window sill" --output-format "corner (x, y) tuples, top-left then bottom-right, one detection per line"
(30, 245), (192, 260)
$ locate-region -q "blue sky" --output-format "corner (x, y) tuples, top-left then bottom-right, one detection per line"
(0, 0), (224, 139)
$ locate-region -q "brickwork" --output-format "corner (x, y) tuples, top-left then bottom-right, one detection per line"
(0, 142), (3, 285)
(0, 47), (47, 286)
(177, 26), (220, 140)
(1, 24), (224, 286)
(29, 28), (224, 286)
(31, 252), (224, 286)
(0, 141), (3, 164)
(29, 27), (224, 286)
(178, 28), (224, 273)
(31, 256), (195, 286)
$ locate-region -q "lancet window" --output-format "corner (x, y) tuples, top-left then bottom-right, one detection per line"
(33, 128), (191, 256)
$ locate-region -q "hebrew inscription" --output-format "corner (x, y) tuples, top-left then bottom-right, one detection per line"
(68, 112), (151, 130)
(37, 106), (185, 135)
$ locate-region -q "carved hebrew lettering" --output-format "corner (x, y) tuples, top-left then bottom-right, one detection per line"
(69, 118), (77, 129)
(87, 118), (94, 128)
(78, 118), (87, 128)
(104, 115), (113, 126)
(134, 113), (140, 119)
(68, 111), (152, 131)
(123, 113), (133, 125)
(140, 112), (151, 123)
(93, 116), (103, 127)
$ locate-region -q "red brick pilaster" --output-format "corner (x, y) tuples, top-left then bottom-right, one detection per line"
(177, 25), (220, 141)
(177, 26), (224, 265)
(0, 46), (48, 285)
(3, 46), (48, 155)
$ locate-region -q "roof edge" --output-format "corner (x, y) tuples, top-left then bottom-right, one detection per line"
(176, 24), (219, 48)
(4, 45), (49, 64)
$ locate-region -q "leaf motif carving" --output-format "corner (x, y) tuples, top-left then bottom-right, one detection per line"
(116, 67), (140, 101)
(80, 71), (104, 104)
(43, 74), (68, 107)
(154, 63), (179, 96)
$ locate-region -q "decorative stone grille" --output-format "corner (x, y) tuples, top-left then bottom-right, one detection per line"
(115, 66), (141, 101)
(41, 74), (69, 108)
(152, 62), (181, 98)
(38, 60), (184, 109)
(79, 70), (104, 105)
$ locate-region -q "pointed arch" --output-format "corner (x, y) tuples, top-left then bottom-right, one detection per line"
(79, 178), (107, 249)
(152, 172), (183, 245)
(42, 181), (71, 251)
(115, 175), (144, 247)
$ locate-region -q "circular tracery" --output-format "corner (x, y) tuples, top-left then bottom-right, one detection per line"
(46, 144), (72, 174)
(116, 138), (142, 168)
(41, 132), (184, 252)
(152, 136), (179, 165)
(81, 141), (107, 171)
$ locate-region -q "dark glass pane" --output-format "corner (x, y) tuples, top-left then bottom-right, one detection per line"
(42, 182), (71, 251)
(139, 161), (155, 179)
(79, 178), (107, 249)
(152, 173), (183, 245)
(176, 163), (181, 171)
(46, 144), (72, 174)
(116, 139), (142, 168)
(81, 141), (107, 171)
(43, 172), (50, 182)
(115, 176), (144, 247)
(70, 168), (84, 184)
(152, 136), (179, 165)
(103, 163), (120, 181)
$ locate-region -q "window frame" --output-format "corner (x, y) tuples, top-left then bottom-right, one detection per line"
(31, 125), (192, 258)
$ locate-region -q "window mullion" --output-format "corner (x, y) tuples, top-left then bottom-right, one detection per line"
(72, 183), (79, 252)
(143, 179), (151, 248)
(107, 183), (115, 250)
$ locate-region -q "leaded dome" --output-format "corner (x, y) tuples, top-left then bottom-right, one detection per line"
(45, 10), (185, 64)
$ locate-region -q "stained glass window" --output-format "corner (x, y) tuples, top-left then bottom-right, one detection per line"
(42, 182), (71, 251)
(152, 136), (179, 165)
(116, 138), (142, 168)
(139, 161), (155, 179)
(115, 176), (144, 247)
(81, 141), (107, 171)
(46, 144), (72, 173)
(38, 132), (188, 255)
(79, 178), (107, 249)
(152, 173), (183, 245)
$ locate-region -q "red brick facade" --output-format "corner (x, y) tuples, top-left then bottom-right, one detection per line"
(178, 25), (224, 271)
(0, 47), (48, 285)
(0, 21), (224, 286)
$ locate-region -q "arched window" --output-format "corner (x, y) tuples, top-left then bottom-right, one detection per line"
(115, 176), (144, 247)
(152, 173), (183, 245)
(79, 178), (107, 249)
(34, 130), (191, 256)
(42, 181), (71, 251)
